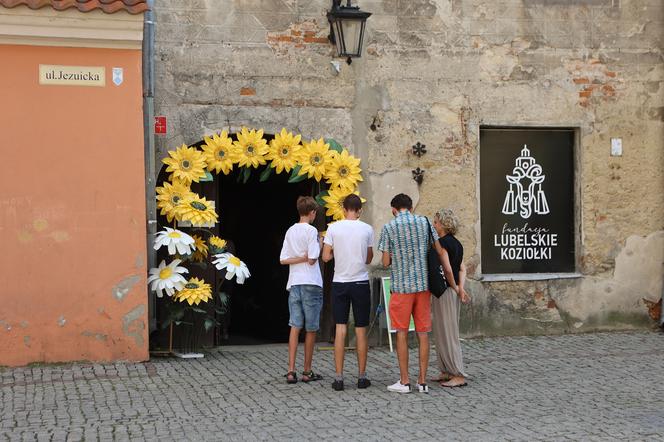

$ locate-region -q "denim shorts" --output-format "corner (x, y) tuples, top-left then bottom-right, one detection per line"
(288, 284), (323, 332)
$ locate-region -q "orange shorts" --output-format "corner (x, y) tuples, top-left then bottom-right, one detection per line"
(388, 291), (431, 333)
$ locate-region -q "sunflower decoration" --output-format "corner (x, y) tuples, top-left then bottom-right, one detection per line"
(156, 180), (195, 223)
(202, 131), (238, 175)
(298, 137), (335, 182)
(265, 128), (302, 174)
(162, 144), (207, 185)
(190, 234), (209, 263)
(175, 194), (219, 227)
(208, 235), (227, 254)
(174, 277), (212, 305)
(325, 149), (363, 191)
(322, 187), (366, 221)
(234, 127), (269, 169)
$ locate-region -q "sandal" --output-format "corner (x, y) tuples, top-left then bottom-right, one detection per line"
(431, 373), (452, 382)
(285, 371), (298, 384)
(301, 370), (323, 383)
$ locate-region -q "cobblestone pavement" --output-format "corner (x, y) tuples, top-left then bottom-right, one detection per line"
(1, 331), (663, 441)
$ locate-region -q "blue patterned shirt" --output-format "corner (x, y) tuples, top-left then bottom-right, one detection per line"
(378, 210), (438, 294)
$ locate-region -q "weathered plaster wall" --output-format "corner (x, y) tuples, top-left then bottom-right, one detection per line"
(154, 0), (663, 335)
(0, 44), (149, 366)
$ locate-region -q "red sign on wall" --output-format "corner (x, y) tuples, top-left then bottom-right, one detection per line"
(154, 116), (167, 135)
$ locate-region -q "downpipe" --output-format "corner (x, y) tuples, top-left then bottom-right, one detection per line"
(142, 0), (157, 333)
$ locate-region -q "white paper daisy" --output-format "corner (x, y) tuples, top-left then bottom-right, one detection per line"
(212, 253), (251, 284)
(154, 227), (196, 256)
(147, 259), (189, 297)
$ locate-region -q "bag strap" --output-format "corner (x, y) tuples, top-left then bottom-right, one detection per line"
(425, 216), (435, 249)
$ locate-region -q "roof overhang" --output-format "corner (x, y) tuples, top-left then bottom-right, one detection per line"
(0, 4), (144, 49)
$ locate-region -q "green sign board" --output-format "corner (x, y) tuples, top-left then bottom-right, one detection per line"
(381, 277), (415, 333)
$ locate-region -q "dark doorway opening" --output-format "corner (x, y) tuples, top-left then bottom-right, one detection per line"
(218, 167), (319, 344)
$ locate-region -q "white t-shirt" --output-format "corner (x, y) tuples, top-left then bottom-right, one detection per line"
(323, 219), (374, 283)
(280, 223), (323, 290)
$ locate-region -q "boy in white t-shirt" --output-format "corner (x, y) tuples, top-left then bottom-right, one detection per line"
(322, 194), (374, 391)
(279, 196), (324, 385)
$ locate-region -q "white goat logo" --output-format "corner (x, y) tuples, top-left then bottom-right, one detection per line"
(502, 145), (549, 219)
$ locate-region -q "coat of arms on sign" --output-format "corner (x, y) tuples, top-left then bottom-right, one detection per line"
(502, 145), (550, 219)
(112, 67), (123, 86)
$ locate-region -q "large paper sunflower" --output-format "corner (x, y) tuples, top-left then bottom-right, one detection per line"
(322, 187), (366, 221)
(191, 234), (209, 263)
(147, 259), (189, 298)
(265, 128), (302, 174)
(175, 195), (219, 227)
(234, 127), (268, 169)
(298, 138), (335, 182)
(325, 149), (363, 191)
(202, 131), (238, 175)
(162, 144), (207, 185)
(156, 180), (195, 223)
(208, 235), (227, 254)
(174, 277), (212, 305)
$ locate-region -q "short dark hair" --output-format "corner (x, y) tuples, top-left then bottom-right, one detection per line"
(296, 196), (318, 216)
(390, 193), (412, 210)
(342, 194), (362, 212)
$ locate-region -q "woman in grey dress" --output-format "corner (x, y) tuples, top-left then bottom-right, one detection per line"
(431, 208), (471, 388)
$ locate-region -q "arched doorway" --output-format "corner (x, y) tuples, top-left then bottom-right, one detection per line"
(152, 132), (336, 349)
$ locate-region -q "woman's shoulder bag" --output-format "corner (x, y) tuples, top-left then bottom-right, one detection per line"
(425, 217), (448, 298)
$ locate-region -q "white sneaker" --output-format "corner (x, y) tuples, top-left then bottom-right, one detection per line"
(416, 383), (429, 393)
(387, 381), (411, 393)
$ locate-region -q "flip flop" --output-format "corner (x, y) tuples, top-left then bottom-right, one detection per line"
(440, 380), (467, 388)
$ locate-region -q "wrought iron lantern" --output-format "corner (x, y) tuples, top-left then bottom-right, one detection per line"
(327, 0), (372, 64)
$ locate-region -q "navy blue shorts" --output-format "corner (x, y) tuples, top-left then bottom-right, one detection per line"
(331, 281), (371, 327)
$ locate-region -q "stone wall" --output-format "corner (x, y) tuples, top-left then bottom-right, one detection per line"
(154, 0), (663, 336)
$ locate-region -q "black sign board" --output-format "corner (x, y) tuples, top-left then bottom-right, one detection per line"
(480, 128), (575, 274)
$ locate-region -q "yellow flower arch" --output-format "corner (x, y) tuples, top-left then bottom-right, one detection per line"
(156, 127), (365, 225)
(154, 127), (365, 306)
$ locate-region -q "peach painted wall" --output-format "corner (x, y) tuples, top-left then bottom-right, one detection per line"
(0, 44), (148, 366)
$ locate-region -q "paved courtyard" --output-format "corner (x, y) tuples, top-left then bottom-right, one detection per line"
(1, 331), (663, 441)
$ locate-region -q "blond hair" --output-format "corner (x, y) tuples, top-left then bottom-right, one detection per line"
(435, 208), (459, 235)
